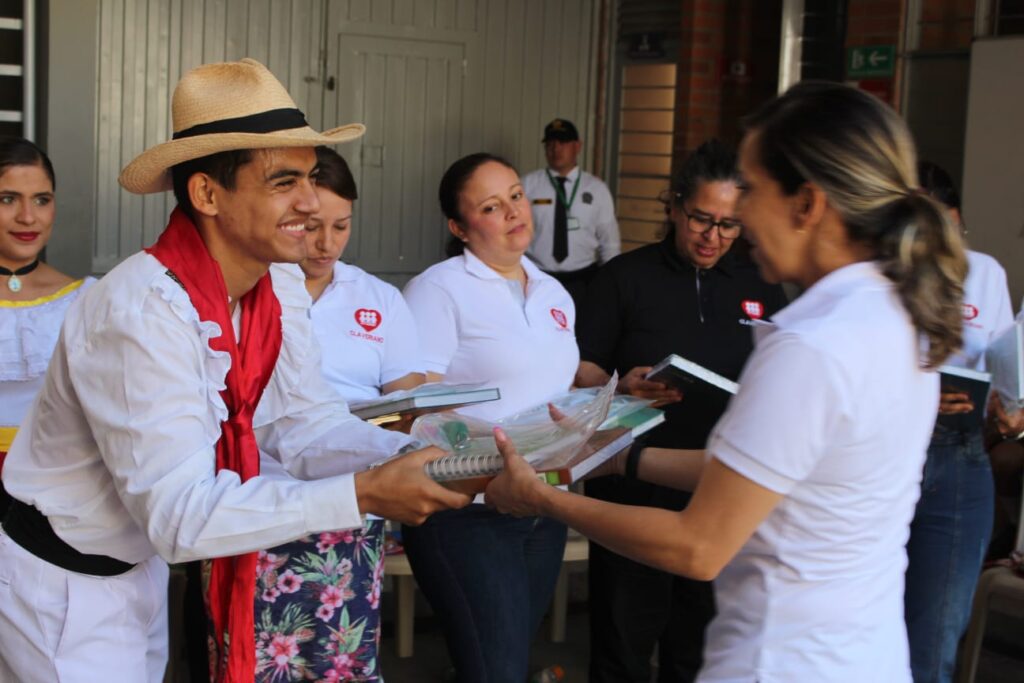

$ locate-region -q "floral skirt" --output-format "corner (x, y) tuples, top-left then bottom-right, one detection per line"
(254, 520), (386, 682)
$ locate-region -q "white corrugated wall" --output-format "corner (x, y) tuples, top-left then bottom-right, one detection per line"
(47, 0), (599, 280)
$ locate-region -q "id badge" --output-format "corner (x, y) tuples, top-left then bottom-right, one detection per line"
(567, 216), (581, 231)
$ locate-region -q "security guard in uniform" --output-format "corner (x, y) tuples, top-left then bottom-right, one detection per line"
(523, 118), (620, 308)
(575, 140), (787, 683)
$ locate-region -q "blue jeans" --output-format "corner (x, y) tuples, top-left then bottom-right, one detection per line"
(402, 505), (567, 683)
(904, 425), (994, 683)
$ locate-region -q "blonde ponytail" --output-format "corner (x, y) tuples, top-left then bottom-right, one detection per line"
(876, 192), (967, 368)
(744, 82), (968, 368)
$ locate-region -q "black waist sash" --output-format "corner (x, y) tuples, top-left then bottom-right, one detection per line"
(3, 498), (136, 576)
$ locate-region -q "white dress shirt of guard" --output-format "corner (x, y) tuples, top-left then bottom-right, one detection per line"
(402, 248), (579, 421)
(1, 256), (408, 566)
(311, 260), (422, 402)
(699, 261), (939, 683)
(522, 165), (620, 273)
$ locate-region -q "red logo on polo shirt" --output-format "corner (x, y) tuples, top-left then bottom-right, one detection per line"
(355, 308), (382, 332)
(962, 304), (979, 320)
(550, 308), (568, 329)
(741, 300), (764, 320)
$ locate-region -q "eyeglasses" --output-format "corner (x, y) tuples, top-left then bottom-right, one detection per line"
(679, 207), (742, 239)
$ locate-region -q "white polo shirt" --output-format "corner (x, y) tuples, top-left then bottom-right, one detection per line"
(945, 250), (1013, 371)
(523, 166), (620, 273)
(700, 262), (938, 683)
(311, 261), (421, 402)
(402, 249), (579, 420)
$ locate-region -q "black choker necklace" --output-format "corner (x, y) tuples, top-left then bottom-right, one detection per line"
(0, 259), (40, 293)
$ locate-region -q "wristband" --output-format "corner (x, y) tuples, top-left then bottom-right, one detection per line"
(625, 440), (645, 480)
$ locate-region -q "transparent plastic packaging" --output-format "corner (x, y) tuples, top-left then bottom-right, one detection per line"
(410, 373), (654, 481)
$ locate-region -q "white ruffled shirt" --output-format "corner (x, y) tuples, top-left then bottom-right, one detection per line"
(0, 278), (96, 432)
(2, 254), (407, 565)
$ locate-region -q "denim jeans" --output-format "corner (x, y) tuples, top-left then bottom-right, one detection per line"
(904, 425), (994, 683)
(402, 505), (567, 683)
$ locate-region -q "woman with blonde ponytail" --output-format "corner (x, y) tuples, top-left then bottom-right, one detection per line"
(484, 82), (968, 682)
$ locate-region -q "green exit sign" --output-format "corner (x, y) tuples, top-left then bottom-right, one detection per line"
(847, 45), (896, 78)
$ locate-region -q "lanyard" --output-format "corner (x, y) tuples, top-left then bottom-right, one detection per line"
(546, 170), (581, 211)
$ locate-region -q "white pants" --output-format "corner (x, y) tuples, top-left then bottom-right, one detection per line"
(0, 528), (169, 682)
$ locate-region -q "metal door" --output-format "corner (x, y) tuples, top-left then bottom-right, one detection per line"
(324, 33), (466, 278)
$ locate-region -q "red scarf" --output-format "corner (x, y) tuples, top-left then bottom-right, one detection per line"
(146, 207), (282, 682)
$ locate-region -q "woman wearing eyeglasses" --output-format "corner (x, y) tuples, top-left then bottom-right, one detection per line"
(574, 139), (786, 683)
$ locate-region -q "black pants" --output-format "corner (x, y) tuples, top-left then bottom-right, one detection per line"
(0, 480), (10, 522)
(586, 477), (715, 683)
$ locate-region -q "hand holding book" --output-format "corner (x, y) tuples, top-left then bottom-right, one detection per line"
(937, 365), (991, 429)
(484, 427), (558, 518)
(989, 392), (1024, 439)
(410, 377), (665, 494)
(618, 366), (683, 407)
(354, 445), (472, 525)
(938, 390), (974, 416)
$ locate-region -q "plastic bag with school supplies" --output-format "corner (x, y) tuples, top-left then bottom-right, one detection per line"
(410, 374), (615, 480)
(409, 373), (659, 485)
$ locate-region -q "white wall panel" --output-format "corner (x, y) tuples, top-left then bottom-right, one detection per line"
(962, 38), (1024, 306)
(82, 0), (325, 271)
(325, 0), (597, 281)
(48, 0), (598, 277)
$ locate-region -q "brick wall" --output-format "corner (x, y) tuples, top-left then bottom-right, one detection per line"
(675, 0), (727, 161)
(918, 0), (977, 50)
(845, 0), (904, 106)
(670, 0), (911, 170)
(846, 0), (903, 48)
(672, 0), (781, 172)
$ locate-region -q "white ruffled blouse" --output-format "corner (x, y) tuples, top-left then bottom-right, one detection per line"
(0, 278), (95, 435)
(2, 254), (407, 564)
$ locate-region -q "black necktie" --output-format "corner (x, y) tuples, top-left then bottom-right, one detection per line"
(553, 176), (568, 263)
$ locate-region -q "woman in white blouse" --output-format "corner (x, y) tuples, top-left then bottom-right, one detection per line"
(401, 153), (579, 682)
(486, 82), (968, 682)
(254, 147), (423, 682)
(0, 136), (94, 518)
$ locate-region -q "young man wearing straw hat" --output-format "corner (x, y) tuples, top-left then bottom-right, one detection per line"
(0, 58), (469, 683)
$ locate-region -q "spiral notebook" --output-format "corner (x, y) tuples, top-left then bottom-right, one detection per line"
(426, 406), (665, 494)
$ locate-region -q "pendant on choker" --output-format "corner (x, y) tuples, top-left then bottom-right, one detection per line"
(0, 259), (41, 293)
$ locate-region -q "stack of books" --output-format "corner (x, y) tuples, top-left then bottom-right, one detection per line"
(349, 384), (501, 425)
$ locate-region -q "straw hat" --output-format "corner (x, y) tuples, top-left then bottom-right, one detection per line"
(119, 58), (364, 194)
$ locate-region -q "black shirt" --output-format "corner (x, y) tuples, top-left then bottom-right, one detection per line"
(578, 236), (788, 451)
